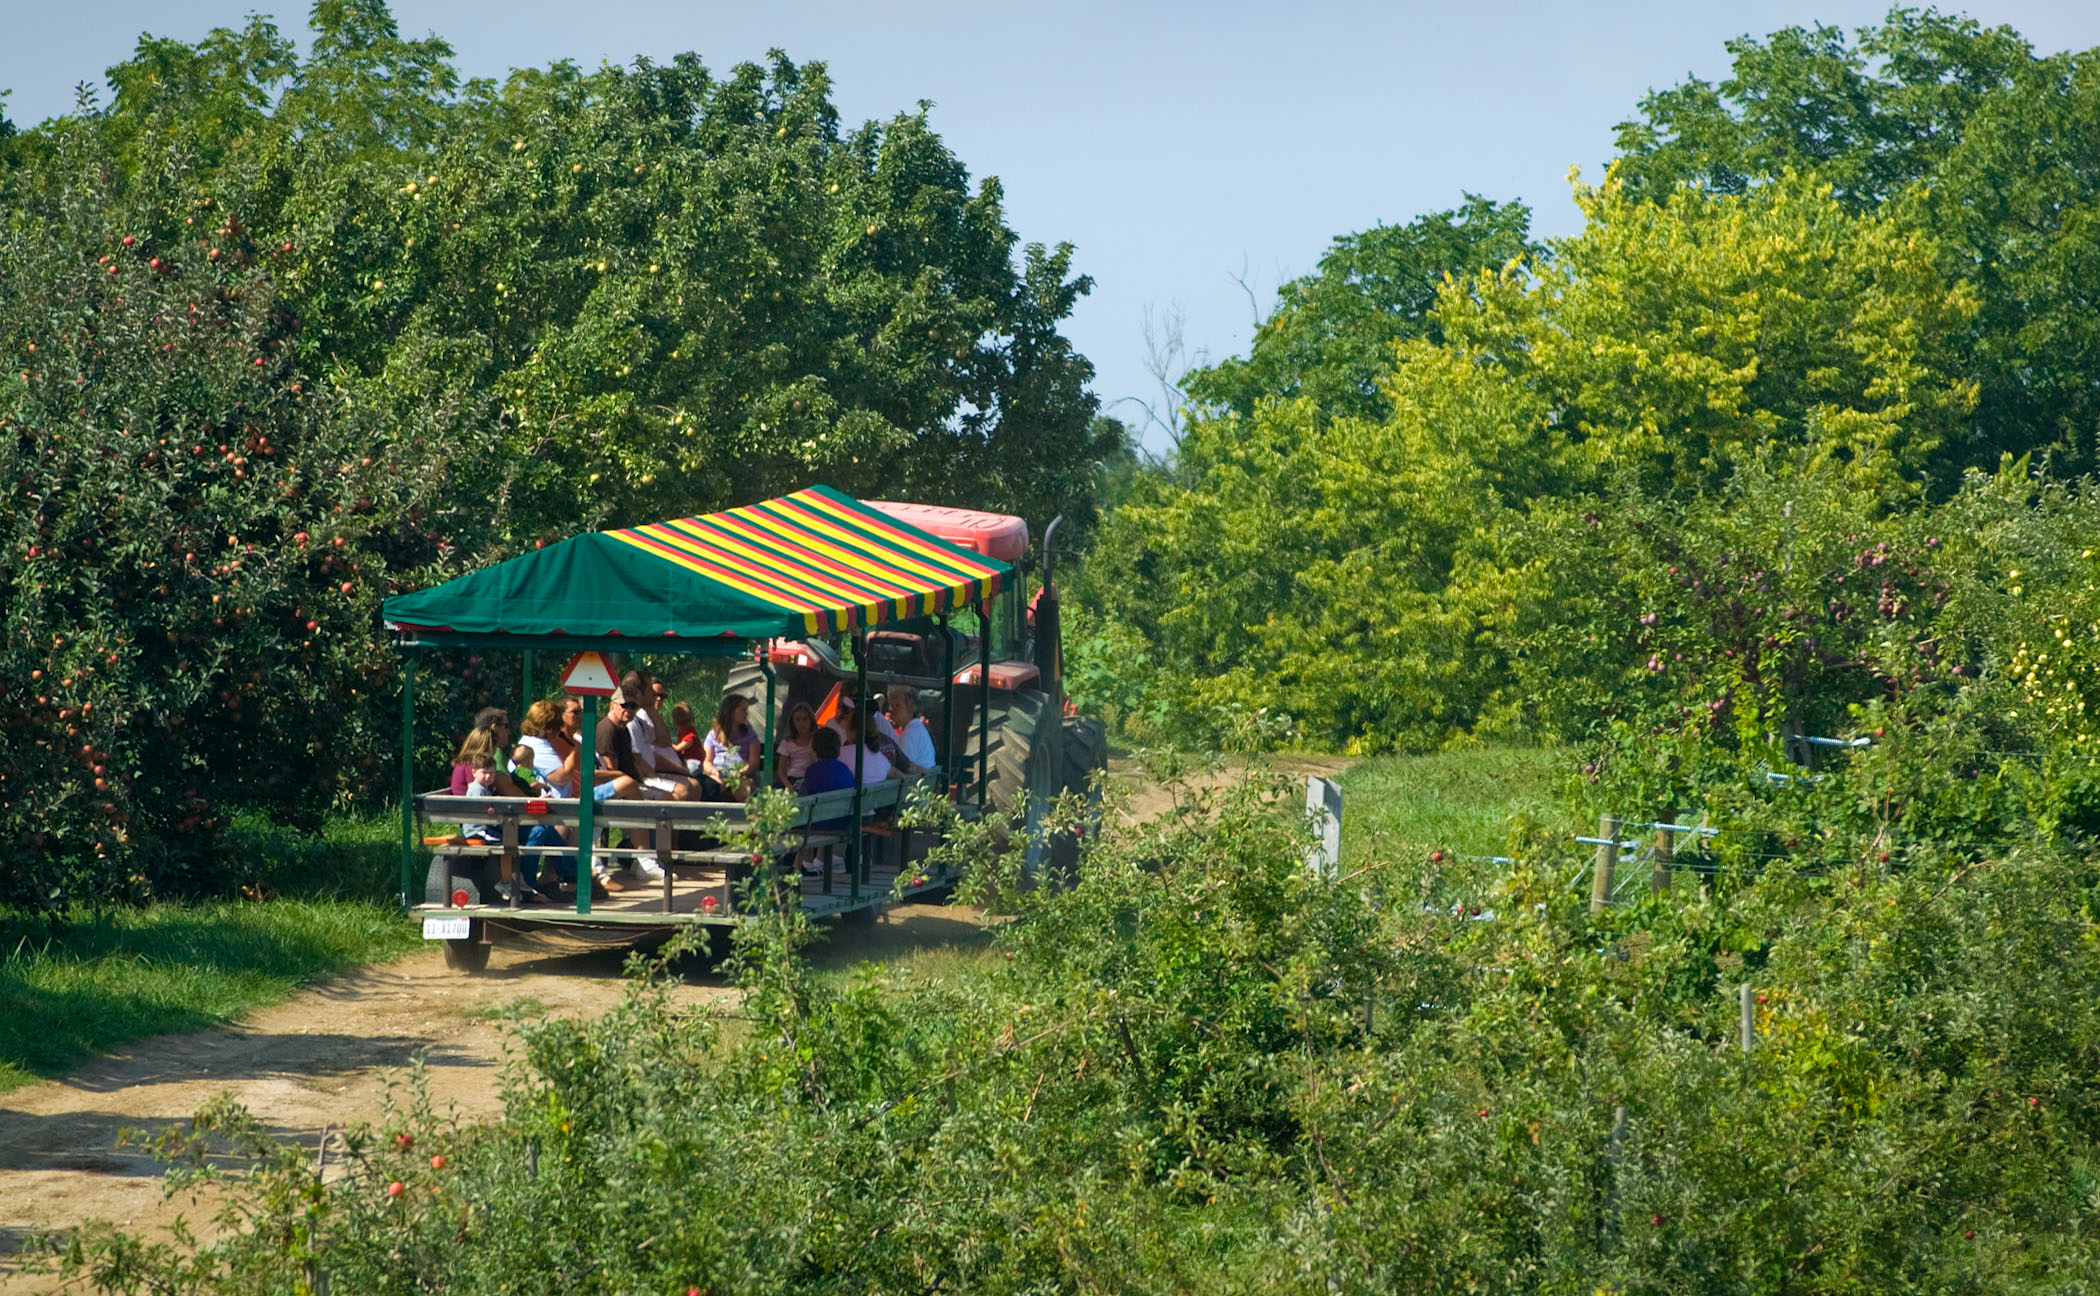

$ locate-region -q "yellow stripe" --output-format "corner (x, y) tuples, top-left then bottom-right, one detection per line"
(607, 529), (830, 625)
(656, 515), (892, 610)
(793, 491), (1001, 586)
(754, 496), (977, 594)
(703, 507), (930, 604)
(733, 505), (957, 604)
(618, 526), (828, 610)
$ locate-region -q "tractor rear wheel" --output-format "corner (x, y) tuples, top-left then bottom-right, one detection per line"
(962, 688), (1049, 825)
(1047, 713), (1108, 879)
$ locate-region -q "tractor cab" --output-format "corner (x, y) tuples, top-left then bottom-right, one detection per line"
(724, 499), (1104, 878)
(750, 501), (1043, 698)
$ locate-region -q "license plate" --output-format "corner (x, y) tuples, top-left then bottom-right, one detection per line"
(422, 916), (472, 940)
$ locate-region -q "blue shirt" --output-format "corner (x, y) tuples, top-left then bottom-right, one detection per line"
(800, 758), (855, 796)
(800, 757), (857, 830)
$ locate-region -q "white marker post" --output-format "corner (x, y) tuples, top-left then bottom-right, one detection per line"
(1306, 777), (1343, 878)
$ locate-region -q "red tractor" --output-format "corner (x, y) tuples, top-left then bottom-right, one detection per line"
(724, 502), (1107, 871)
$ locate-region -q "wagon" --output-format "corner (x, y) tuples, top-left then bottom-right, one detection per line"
(383, 486), (1090, 970)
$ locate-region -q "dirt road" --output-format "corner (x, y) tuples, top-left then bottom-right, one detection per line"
(0, 905), (988, 1292)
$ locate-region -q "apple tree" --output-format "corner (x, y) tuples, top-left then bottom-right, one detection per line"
(0, 114), (485, 910)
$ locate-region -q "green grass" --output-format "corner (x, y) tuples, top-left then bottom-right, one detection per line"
(0, 898), (418, 1091)
(0, 808), (422, 1093)
(1337, 746), (1569, 872)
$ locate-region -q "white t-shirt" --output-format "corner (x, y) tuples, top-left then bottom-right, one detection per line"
(894, 717), (936, 770)
(518, 735), (572, 796)
(840, 742), (891, 785)
(463, 776), (500, 841)
(627, 711), (658, 765)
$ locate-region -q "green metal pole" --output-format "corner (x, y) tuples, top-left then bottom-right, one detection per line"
(761, 657), (777, 792)
(848, 632), (867, 899)
(977, 600), (991, 812)
(399, 651), (419, 909)
(520, 650), (534, 719)
(576, 695), (597, 916)
(937, 614), (954, 795)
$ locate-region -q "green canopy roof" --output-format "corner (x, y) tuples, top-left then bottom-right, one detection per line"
(384, 486), (1011, 648)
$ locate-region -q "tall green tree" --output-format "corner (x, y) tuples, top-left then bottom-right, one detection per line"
(17, 1), (1112, 541)
(1184, 196), (1535, 424)
(1081, 175), (1974, 751)
(0, 111), (485, 909)
(1613, 8), (2100, 478)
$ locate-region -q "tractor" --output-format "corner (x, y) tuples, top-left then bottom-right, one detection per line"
(724, 502), (1108, 873)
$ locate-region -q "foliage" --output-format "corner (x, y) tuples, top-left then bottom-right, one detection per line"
(1613, 8), (2100, 480)
(1077, 173), (1974, 751)
(43, 1), (1115, 541)
(42, 768), (2100, 1292)
(1184, 196), (1535, 424)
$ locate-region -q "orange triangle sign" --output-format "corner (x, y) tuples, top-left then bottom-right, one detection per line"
(559, 650), (619, 696)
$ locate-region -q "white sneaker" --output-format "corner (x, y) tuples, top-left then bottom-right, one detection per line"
(631, 855), (665, 882)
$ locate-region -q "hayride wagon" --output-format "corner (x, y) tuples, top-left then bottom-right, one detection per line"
(383, 486), (1104, 971)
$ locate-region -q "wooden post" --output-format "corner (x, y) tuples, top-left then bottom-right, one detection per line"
(1739, 983), (1755, 1054)
(1590, 813), (1619, 915)
(1652, 812), (1674, 894)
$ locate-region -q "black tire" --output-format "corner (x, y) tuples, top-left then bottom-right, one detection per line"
(443, 921), (491, 973)
(425, 852), (497, 906)
(1048, 713), (1109, 878)
(1060, 713), (1108, 798)
(962, 687), (1049, 822)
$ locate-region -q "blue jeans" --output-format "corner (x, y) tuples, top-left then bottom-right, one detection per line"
(524, 824), (575, 884)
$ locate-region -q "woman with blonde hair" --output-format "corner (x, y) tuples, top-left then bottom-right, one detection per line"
(451, 724), (525, 798)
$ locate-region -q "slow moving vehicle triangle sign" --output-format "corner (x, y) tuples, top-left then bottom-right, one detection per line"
(559, 650), (619, 697)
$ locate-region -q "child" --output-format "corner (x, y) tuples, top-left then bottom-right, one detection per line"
(672, 701), (706, 776)
(461, 754), (503, 846)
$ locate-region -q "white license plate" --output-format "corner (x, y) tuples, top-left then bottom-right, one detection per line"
(422, 916), (472, 941)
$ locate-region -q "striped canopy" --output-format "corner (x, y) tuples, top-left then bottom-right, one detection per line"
(384, 486), (1010, 646)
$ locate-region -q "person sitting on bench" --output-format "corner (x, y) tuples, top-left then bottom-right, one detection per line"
(797, 726), (855, 876)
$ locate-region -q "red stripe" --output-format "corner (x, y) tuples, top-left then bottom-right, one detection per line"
(787, 489), (1003, 582)
(702, 509), (925, 606)
(766, 496), (991, 598)
(615, 529), (826, 612)
(622, 525), (842, 609)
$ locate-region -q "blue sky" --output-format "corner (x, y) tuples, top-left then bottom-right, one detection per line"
(7, 1), (2098, 451)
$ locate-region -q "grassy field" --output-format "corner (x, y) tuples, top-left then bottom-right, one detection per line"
(1335, 745), (1569, 875)
(0, 809), (419, 1092)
